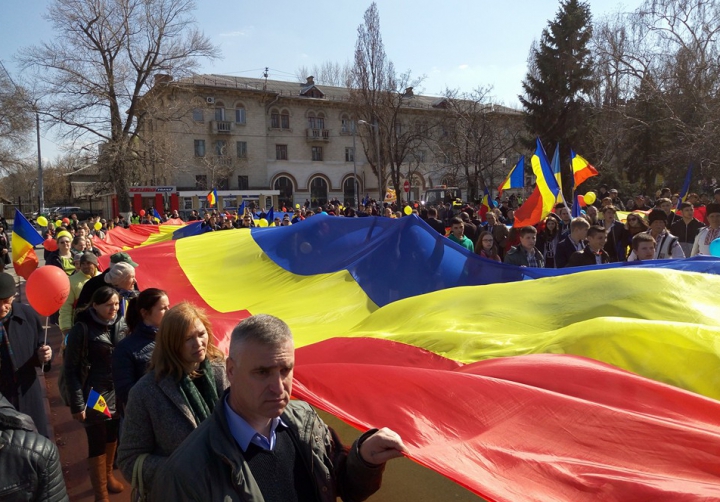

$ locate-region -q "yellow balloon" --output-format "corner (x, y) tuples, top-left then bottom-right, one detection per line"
(37, 216), (48, 227)
(55, 220), (62, 228)
(295, 203), (300, 209)
(257, 218), (268, 227)
(403, 205), (412, 215)
(94, 221), (102, 231)
(584, 192), (597, 205)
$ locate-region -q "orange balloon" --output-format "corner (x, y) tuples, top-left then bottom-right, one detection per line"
(577, 195), (587, 207)
(26, 266), (71, 316)
(43, 238), (58, 252)
(139, 210), (146, 216)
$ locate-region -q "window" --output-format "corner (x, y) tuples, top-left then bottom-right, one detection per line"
(271, 110), (280, 129)
(281, 111), (290, 129)
(215, 140), (227, 156)
(192, 108), (204, 122)
(274, 176), (294, 207)
(416, 150), (426, 163)
(235, 105), (246, 124)
(345, 147), (354, 162)
(236, 141), (247, 158)
(316, 113), (325, 130)
(276, 144), (288, 160)
(311, 146), (323, 161)
(271, 109), (290, 129)
(307, 112), (316, 130)
(343, 178), (358, 206)
(195, 175), (207, 190)
(194, 140), (205, 157)
(310, 177), (328, 206)
(217, 177), (229, 190)
(341, 116), (355, 134)
(237, 176), (249, 190)
(183, 198), (193, 210)
(214, 104), (225, 121)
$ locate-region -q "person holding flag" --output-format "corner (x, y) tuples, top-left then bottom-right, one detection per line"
(64, 286), (128, 499)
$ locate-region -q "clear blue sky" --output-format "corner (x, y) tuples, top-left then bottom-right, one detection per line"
(1, 0), (633, 161)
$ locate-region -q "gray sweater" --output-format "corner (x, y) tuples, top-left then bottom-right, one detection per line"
(117, 358), (229, 490)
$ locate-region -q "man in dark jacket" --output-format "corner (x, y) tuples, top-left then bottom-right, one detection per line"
(0, 394), (68, 501)
(670, 202), (705, 258)
(504, 226), (545, 267)
(151, 314), (407, 502)
(425, 207), (446, 235)
(555, 218), (590, 268)
(0, 273), (52, 438)
(567, 226), (611, 267)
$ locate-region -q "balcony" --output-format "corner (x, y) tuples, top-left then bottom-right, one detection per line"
(306, 128), (331, 142)
(212, 155), (233, 167)
(211, 120), (232, 134)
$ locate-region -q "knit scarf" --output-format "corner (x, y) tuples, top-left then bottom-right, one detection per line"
(178, 358), (219, 424)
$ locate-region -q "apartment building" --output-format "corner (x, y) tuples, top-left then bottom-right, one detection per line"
(139, 73), (521, 211)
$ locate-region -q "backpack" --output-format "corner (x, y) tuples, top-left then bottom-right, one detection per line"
(58, 322), (89, 407)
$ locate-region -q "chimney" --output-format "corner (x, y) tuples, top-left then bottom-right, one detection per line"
(404, 86), (414, 97)
(306, 76), (315, 86)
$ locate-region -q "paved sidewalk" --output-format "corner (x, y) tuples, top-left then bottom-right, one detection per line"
(5, 259), (130, 502)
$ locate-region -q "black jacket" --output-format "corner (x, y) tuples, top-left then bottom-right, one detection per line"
(425, 217), (446, 235)
(0, 395), (68, 501)
(63, 308), (127, 419)
(603, 221), (630, 262)
(567, 247), (611, 267)
(669, 218), (705, 245)
(112, 322), (157, 416)
(0, 303), (50, 438)
(555, 236), (586, 269)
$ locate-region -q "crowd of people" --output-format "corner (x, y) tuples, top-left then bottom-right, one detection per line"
(2, 182), (719, 499)
(1, 246), (406, 501)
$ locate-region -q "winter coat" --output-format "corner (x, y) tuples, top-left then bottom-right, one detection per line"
(149, 391), (385, 502)
(118, 359), (229, 491)
(0, 303), (50, 438)
(63, 308), (127, 421)
(111, 322), (158, 416)
(0, 395), (68, 501)
(503, 246), (545, 268)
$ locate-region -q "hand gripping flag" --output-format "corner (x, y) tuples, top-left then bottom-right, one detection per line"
(513, 139), (560, 227)
(12, 209), (44, 279)
(498, 156), (525, 196)
(86, 389), (112, 417)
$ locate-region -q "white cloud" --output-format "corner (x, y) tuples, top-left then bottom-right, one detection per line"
(458, 64), (469, 70)
(219, 30), (251, 38)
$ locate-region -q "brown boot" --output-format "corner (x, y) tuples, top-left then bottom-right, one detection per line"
(104, 441), (125, 493)
(88, 455), (109, 502)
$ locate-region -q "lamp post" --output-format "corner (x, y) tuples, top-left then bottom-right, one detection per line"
(351, 122), (359, 208)
(358, 119), (382, 206)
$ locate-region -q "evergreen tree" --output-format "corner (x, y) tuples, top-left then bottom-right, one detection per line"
(520, 0), (596, 194)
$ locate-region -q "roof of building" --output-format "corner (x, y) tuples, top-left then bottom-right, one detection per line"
(169, 74), (521, 115)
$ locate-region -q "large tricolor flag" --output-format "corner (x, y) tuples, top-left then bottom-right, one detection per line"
(677, 164), (693, 209)
(11, 209), (44, 279)
(98, 216), (720, 501)
(513, 139), (560, 227)
(570, 150), (599, 188)
(497, 155), (524, 195)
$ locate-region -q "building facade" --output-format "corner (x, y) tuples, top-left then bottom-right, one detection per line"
(139, 74), (522, 211)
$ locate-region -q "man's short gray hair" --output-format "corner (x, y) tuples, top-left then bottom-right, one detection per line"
(229, 314), (293, 358)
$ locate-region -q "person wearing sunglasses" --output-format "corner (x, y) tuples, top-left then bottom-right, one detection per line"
(47, 230), (76, 276)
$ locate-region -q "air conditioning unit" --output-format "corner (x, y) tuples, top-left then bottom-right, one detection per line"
(206, 97), (215, 104)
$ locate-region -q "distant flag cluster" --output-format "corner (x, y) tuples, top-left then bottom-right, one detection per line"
(12, 209), (44, 280)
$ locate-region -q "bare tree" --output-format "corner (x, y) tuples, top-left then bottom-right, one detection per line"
(0, 63), (33, 173)
(433, 87), (525, 201)
(296, 60), (352, 87)
(19, 0), (219, 212)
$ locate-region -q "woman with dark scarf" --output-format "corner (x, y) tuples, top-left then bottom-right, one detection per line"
(536, 214), (561, 268)
(64, 286), (128, 500)
(112, 288), (169, 416)
(118, 302), (227, 498)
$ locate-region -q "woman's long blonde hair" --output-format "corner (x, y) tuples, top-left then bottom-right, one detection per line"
(149, 302), (224, 381)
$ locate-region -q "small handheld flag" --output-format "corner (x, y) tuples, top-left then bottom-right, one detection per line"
(498, 156), (525, 195)
(677, 165), (693, 209)
(570, 150), (599, 188)
(12, 209), (44, 280)
(207, 189), (218, 207)
(86, 389), (112, 417)
(153, 208), (163, 222)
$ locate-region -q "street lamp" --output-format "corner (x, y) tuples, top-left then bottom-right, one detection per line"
(358, 119), (382, 205)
